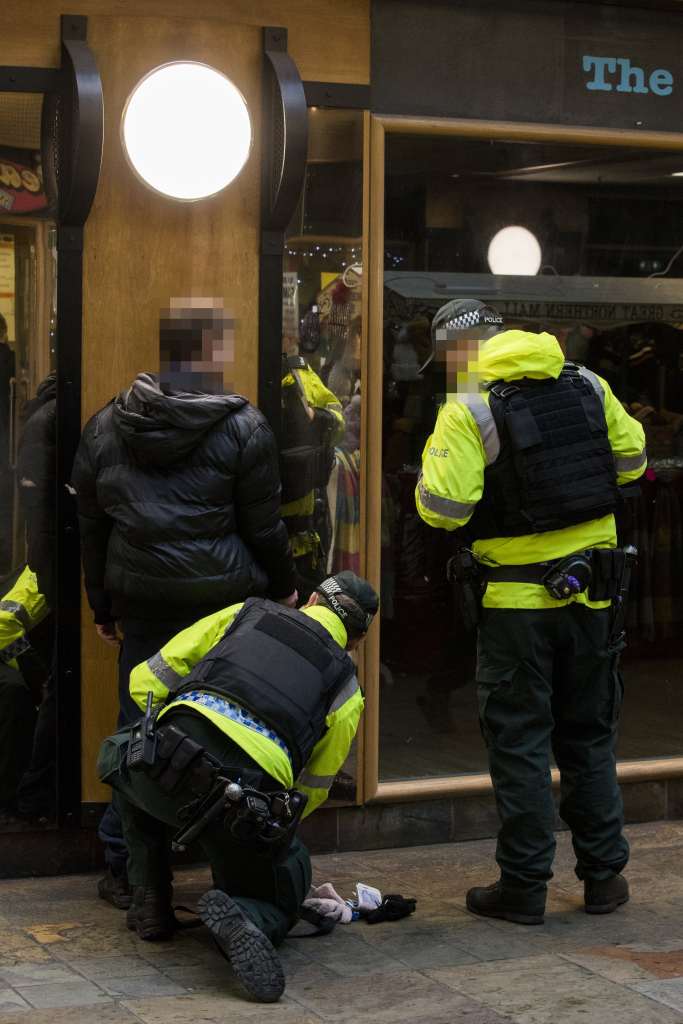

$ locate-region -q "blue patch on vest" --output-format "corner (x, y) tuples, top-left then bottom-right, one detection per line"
(170, 690), (292, 762)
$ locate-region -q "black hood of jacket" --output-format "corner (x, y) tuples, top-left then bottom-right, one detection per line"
(113, 372), (247, 467)
(21, 371), (56, 426)
(36, 371), (57, 403)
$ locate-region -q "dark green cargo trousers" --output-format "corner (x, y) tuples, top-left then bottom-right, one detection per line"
(97, 710), (311, 946)
(477, 604), (629, 904)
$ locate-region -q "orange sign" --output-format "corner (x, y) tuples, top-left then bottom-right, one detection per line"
(0, 157), (47, 214)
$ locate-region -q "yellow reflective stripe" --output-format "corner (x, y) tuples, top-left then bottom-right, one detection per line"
(298, 770), (334, 789)
(578, 365), (605, 404)
(458, 394), (500, 465)
(0, 600), (30, 632)
(146, 651), (183, 690)
(616, 450), (647, 473)
(329, 675), (359, 713)
(416, 476), (474, 522)
(130, 662), (169, 710)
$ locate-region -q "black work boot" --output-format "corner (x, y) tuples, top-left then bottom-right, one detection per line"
(198, 889), (285, 1003)
(97, 866), (131, 910)
(466, 881), (545, 925)
(584, 874), (629, 915)
(126, 885), (175, 941)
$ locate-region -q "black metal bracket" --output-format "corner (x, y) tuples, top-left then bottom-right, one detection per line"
(58, 15), (104, 226)
(258, 28), (308, 441)
(303, 82), (371, 110)
(0, 68), (61, 93)
(52, 15), (103, 828)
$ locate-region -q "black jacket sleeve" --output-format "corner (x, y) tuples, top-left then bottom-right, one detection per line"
(71, 418), (115, 624)
(234, 417), (296, 599)
(17, 399), (56, 605)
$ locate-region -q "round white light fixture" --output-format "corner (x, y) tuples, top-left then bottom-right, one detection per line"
(121, 62), (252, 201)
(487, 225), (542, 275)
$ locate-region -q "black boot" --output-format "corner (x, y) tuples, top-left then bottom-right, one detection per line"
(584, 874), (629, 915)
(126, 885), (175, 941)
(198, 889), (285, 1003)
(97, 866), (131, 910)
(466, 881), (545, 925)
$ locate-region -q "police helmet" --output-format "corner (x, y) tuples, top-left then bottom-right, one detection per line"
(315, 572), (379, 640)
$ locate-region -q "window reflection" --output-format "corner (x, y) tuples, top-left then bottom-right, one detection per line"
(281, 109), (364, 800)
(380, 133), (683, 780)
(0, 91), (57, 828)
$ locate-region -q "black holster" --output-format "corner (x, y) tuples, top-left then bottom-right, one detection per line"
(447, 549), (485, 633)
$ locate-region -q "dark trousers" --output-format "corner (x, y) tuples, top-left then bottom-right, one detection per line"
(98, 710), (311, 946)
(99, 619), (194, 872)
(476, 605), (629, 905)
(0, 663), (37, 807)
(16, 676), (56, 817)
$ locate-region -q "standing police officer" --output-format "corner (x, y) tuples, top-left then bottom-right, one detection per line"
(416, 299), (646, 925)
(97, 570), (378, 1002)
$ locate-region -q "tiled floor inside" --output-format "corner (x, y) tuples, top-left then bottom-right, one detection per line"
(3, 821), (683, 1022)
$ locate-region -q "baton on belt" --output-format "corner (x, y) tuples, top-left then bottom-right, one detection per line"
(609, 544), (637, 650)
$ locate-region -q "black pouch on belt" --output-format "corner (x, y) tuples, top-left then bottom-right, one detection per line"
(151, 723), (207, 793)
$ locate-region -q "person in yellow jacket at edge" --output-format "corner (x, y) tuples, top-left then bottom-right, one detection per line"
(280, 340), (345, 599)
(416, 298), (646, 927)
(97, 570), (378, 1003)
(0, 565), (49, 820)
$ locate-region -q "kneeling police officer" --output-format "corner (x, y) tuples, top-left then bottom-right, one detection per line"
(97, 571), (377, 1002)
(416, 299), (646, 926)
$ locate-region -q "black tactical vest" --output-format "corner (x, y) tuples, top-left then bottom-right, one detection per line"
(464, 364), (618, 541)
(173, 598), (355, 777)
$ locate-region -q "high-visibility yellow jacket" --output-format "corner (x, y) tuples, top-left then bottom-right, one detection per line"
(281, 364), (345, 559)
(130, 602), (362, 816)
(416, 330), (647, 610)
(0, 566), (49, 668)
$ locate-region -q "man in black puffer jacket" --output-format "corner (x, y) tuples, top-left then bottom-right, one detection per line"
(72, 298), (297, 906)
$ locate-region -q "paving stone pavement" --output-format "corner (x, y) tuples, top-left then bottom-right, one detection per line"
(2, 821), (683, 1022)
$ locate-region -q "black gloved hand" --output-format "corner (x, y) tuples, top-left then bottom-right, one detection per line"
(365, 894), (417, 924)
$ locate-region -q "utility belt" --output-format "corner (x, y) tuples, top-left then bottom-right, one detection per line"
(447, 545), (637, 637)
(280, 444), (333, 505)
(126, 708), (307, 854)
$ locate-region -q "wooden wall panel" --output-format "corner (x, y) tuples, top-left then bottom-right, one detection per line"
(0, 1), (370, 83)
(79, 14), (262, 800)
(2, 0), (369, 802)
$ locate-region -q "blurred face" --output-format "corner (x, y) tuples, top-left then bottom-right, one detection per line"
(434, 325), (503, 393)
(159, 296), (235, 394)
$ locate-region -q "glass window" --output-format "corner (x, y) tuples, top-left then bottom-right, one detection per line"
(379, 132), (683, 781)
(282, 108), (364, 801)
(0, 92), (57, 829)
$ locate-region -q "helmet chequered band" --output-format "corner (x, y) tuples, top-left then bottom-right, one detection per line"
(440, 309), (504, 331)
